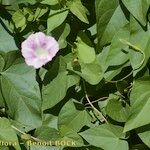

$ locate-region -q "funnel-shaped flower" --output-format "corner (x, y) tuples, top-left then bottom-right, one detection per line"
(21, 32), (59, 69)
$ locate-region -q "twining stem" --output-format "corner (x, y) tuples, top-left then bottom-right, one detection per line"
(85, 97), (108, 106)
(119, 39), (145, 70)
(82, 80), (108, 124)
(85, 94), (108, 124)
(11, 125), (41, 142)
(106, 71), (133, 84)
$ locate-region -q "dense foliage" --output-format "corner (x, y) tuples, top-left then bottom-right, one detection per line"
(0, 0), (150, 150)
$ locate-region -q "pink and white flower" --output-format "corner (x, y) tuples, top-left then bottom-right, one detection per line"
(21, 32), (59, 69)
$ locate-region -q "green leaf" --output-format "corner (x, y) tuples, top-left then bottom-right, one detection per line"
(43, 56), (67, 84)
(16, 0), (36, 4)
(58, 100), (92, 132)
(59, 125), (84, 147)
(76, 38), (96, 64)
(67, 0), (89, 24)
(29, 146), (63, 150)
(42, 114), (58, 129)
(34, 126), (60, 140)
(0, 147), (9, 150)
(47, 9), (68, 33)
(64, 147), (103, 150)
(35, 126), (82, 148)
(0, 92), (5, 107)
(34, 6), (48, 21)
(127, 16), (150, 76)
(42, 56), (79, 110)
(67, 74), (80, 88)
(105, 26), (129, 66)
(88, 24), (97, 36)
(99, 6), (128, 47)
(0, 0), (21, 5)
(12, 10), (26, 29)
(95, 0), (118, 39)
(0, 53), (5, 72)
(2, 51), (20, 71)
(95, 0), (128, 48)
(58, 23), (70, 49)
(0, 20), (18, 52)
(0, 0), (15, 5)
(52, 23), (70, 49)
(0, 75), (5, 107)
(0, 118), (21, 150)
(23, 8), (34, 22)
(41, 0), (58, 5)
(7, 0), (36, 5)
(42, 71), (68, 110)
(124, 76), (150, 132)
(75, 61), (103, 85)
(121, 0), (149, 26)
(97, 46), (130, 81)
(80, 124), (128, 150)
(67, 46), (102, 85)
(106, 98), (130, 122)
(136, 125), (150, 148)
(35, 121), (84, 147)
(1, 59), (42, 130)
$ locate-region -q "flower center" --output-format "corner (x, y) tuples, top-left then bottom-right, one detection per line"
(36, 47), (48, 58)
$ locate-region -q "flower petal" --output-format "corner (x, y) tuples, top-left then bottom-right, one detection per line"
(21, 32), (59, 69)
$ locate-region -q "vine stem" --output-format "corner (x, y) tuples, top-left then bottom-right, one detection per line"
(105, 71), (133, 84)
(85, 94), (108, 124)
(85, 97), (108, 106)
(82, 80), (108, 124)
(11, 125), (41, 142)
